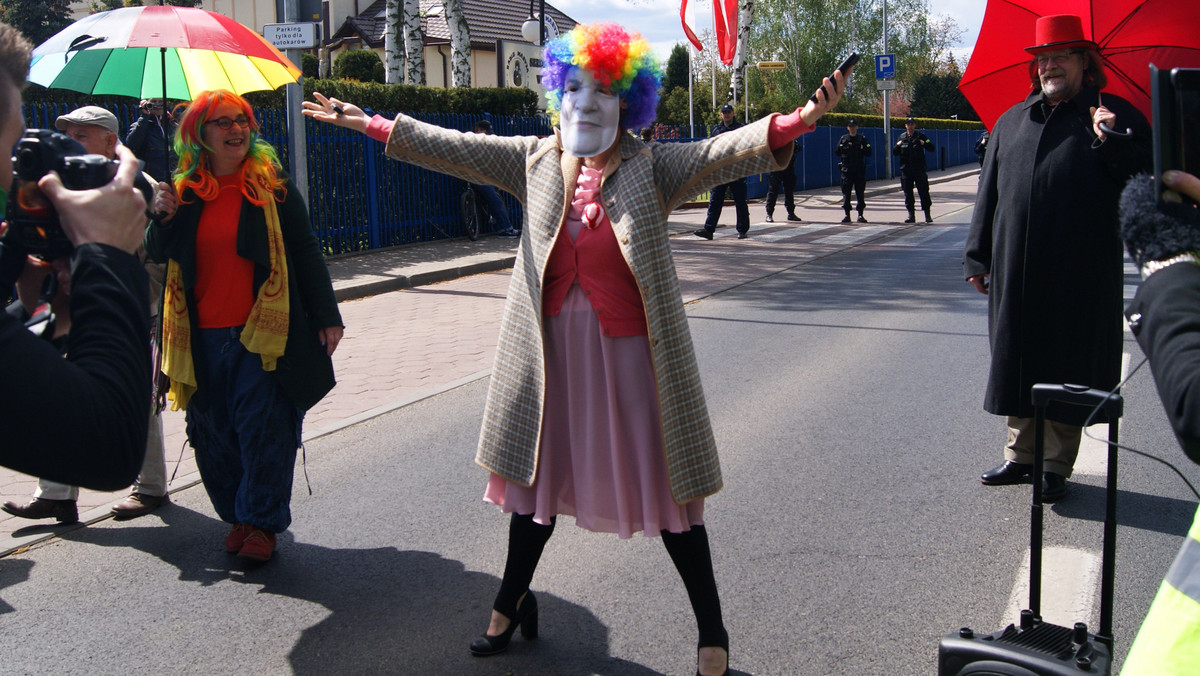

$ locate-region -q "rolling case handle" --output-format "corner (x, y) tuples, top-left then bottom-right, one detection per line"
(1029, 383), (1123, 649)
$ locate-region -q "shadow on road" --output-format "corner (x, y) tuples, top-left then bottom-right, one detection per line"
(0, 557), (33, 614)
(58, 505), (664, 676)
(1052, 484), (1196, 538)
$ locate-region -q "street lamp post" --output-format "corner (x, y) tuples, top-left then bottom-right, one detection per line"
(520, 0), (546, 45)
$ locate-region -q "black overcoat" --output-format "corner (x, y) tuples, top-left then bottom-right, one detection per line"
(964, 86), (1150, 424)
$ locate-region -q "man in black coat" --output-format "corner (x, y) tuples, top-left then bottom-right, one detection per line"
(895, 117), (934, 223)
(964, 14), (1151, 501)
(695, 103), (751, 240)
(835, 118), (871, 223)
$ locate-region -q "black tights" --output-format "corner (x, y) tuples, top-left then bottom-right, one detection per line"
(492, 514), (726, 648)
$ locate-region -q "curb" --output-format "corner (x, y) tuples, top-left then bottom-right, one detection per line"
(333, 256), (517, 302)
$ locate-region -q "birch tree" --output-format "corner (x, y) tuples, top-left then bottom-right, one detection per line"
(385, 0), (402, 84)
(403, 0), (426, 85)
(442, 0), (471, 87)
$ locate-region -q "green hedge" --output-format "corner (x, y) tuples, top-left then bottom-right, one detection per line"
(22, 79), (542, 117)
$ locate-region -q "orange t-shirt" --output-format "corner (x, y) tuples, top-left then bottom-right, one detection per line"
(194, 174), (255, 328)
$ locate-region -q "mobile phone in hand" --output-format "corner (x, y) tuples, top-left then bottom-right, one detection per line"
(1151, 64), (1200, 206)
(810, 53), (860, 104)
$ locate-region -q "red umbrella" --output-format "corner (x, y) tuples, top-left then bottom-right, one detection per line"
(960, 0), (1200, 131)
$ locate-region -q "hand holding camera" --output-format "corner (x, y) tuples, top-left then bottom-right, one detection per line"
(42, 145), (149, 254)
(9, 130), (151, 258)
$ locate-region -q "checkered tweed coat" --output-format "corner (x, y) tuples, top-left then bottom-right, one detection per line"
(383, 114), (791, 503)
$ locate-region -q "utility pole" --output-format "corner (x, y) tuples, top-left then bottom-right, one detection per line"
(284, 0), (309, 201)
(882, 0), (892, 180)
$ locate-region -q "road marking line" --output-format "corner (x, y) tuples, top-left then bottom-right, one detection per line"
(1006, 547), (1102, 629)
(752, 228), (811, 243)
(880, 226), (954, 246)
(812, 225), (898, 245)
(1074, 352), (1130, 477)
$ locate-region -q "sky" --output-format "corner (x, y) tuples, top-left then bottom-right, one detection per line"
(548, 0), (986, 65)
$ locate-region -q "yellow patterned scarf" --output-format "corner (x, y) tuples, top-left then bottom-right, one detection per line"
(160, 198), (290, 410)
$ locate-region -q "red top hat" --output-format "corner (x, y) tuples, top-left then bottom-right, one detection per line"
(1025, 14), (1097, 53)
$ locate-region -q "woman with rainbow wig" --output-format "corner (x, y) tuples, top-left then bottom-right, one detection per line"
(305, 22), (850, 675)
(147, 89), (344, 563)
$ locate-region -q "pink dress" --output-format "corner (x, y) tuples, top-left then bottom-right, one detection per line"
(484, 166), (705, 538)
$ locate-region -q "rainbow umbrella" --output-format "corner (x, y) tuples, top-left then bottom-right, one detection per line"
(28, 5), (300, 100)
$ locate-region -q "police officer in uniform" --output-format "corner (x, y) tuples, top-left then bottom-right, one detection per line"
(695, 103), (751, 240)
(895, 116), (935, 223)
(835, 118), (871, 223)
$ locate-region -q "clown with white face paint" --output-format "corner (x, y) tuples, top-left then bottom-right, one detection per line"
(303, 22), (851, 675)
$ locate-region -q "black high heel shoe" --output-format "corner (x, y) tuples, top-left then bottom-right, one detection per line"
(696, 628), (730, 676)
(469, 591), (539, 656)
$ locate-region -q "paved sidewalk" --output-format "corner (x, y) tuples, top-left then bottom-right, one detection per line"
(0, 166), (978, 555)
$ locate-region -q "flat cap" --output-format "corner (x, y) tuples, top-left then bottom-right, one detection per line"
(55, 106), (118, 134)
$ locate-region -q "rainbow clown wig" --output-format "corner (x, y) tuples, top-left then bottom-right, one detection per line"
(541, 23), (662, 130)
(173, 89), (285, 206)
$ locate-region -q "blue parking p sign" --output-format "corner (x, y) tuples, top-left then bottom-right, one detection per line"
(876, 54), (895, 79)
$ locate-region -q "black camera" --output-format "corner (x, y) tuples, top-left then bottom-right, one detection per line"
(1151, 65), (1200, 206)
(7, 129), (147, 260)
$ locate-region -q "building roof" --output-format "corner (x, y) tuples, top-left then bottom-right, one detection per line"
(332, 0), (577, 50)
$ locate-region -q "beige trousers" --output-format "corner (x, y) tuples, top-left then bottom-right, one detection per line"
(1004, 415), (1083, 478)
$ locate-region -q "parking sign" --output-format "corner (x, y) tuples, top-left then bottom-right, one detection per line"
(876, 54), (895, 79)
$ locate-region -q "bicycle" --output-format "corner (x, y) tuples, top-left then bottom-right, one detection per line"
(460, 184), (497, 241)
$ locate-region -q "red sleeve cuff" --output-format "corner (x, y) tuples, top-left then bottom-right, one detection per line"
(768, 108), (815, 149)
(366, 114), (394, 143)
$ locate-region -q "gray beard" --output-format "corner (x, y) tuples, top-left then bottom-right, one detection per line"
(1041, 78), (1081, 104)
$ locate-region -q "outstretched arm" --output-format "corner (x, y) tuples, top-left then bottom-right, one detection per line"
(767, 68), (852, 149)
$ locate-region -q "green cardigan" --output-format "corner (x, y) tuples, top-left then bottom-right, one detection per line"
(145, 177), (343, 411)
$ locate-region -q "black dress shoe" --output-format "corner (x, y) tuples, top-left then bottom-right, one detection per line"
(764, 213), (773, 222)
(693, 229), (713, 240)
(1042, 472), (1068, 502)
(840, 215), (852, 223)
(470, 592), (538, 656)
(787, 213), (802, 221)
(737, 232), (748, 239)
(980, 461), (1033, 485)
(2, 498), (78, 523)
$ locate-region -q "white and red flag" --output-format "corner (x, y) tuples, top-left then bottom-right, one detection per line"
(681, 0), (738, 65)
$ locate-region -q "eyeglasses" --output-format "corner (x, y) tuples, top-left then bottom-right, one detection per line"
(1036, 52), (1078, 68)
(206, 116), (251, 131)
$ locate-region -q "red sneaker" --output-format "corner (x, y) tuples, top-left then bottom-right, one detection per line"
(238, 528), (276, 562)
(225, 523), (252, 554)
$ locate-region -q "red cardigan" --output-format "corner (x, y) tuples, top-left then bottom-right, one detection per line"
(542, 213), (647, 337)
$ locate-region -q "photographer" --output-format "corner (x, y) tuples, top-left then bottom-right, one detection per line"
(124, 98), (177, 183)
(0, 22), (152, 490)
(1119, 169), (1200, 673)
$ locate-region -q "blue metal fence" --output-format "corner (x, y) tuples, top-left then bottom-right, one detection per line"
(23, 102), (979, 254)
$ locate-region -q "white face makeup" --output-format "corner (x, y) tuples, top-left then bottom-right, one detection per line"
(559, 68), (621, 158)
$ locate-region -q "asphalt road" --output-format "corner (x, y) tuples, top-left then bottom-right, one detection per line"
(1, 211), (1196, 675)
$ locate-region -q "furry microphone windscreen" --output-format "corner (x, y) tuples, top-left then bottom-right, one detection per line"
(1120, 173), (1200, 267)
